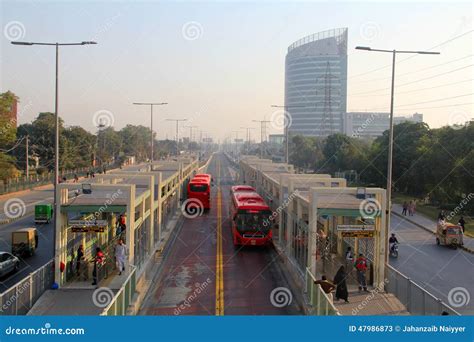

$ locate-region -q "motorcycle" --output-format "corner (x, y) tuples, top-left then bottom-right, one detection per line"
(389, 243), (399, 258)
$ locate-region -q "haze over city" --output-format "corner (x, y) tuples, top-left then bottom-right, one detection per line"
(1, 0), (472, 141)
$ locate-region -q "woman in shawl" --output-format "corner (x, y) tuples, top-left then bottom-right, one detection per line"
(334, 265), (349, 303)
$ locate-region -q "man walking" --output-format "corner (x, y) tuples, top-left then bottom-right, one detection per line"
(115, 239), (127, 275)
(354, 253), (368, 292)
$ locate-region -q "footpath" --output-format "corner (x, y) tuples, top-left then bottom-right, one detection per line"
(392, 203), (474, 254)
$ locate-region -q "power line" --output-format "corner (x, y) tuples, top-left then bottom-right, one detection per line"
(0, 136), (25, 153)
(348, 30), (473, 79)
(395, 93), (474, 107)
(349, 64), (474, 96)
(351, 78), (474, 97)
(350, 53), (474, 85)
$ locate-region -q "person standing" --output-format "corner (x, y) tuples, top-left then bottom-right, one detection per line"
(354, 254), (368, 292)
(345, 247), (354, 270)
(76, 245), (84, 277)
(402, 202), (408, 216)
(458, 216), (466, 234)
(114, 239), (127, 275)
(92, 247), (105, 286)
(334, 266), (349, 303)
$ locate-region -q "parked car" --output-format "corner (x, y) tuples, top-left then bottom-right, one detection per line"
(0, 252), (20, 277)
(12, 227), (38, 257)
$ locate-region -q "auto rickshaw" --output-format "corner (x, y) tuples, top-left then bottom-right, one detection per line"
(12, 227), (38, 257)
(34, 204), (53, 224)
(436, 221), (464, 249)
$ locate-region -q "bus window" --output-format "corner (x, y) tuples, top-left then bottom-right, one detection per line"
(190, 184), (208, 192)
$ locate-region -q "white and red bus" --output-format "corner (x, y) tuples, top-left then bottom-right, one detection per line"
(187, 174), (212, 210)
(230, 185), (256, 194)
(230, 191), (273, 246)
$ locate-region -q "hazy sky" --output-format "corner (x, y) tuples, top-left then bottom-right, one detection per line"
(1, 0), (472, 142)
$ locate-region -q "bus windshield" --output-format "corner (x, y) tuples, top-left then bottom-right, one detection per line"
(190, 184), (208, 192)
(236, 210), (272, 232)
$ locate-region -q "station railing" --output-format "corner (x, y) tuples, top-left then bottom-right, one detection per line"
(385, 265), (460, 316)
(305, 267), (340, 315)
(0, 260), (54, 315)
(101, 265), (137, 316)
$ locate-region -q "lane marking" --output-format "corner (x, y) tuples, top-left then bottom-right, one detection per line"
(215, 157), (225, 315)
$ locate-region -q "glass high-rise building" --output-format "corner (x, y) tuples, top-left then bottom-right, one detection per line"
(285, 28), (348, 136)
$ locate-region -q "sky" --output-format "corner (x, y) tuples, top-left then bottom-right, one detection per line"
(0, 0), (473, 142)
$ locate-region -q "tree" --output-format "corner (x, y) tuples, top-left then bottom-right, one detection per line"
(0, 91), (19, 179)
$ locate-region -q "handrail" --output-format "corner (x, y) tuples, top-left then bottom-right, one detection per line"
(305, 267), (340, 315)
(0, 259), (53, 296)
(100, 264), (137, 315)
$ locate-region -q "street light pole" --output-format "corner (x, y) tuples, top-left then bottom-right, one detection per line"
(355, 46), (439, 263)
(166, 119), (187, 156)
(252, 119), (270, 159)
(11, 40), (96, 282)
(240, 126), (255, 155)
(133, 102), (168, 165)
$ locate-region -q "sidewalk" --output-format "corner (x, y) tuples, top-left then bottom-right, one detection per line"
(316, 254), (408, 315)
(392, 203), (474, 254)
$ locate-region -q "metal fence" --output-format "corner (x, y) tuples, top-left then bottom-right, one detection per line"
(0, 163), (120, 195)
(385, 265), (460, 315)
(304, 267), (340, 315)
(0, 260), (54, 315)
(101, 265), (137, 316)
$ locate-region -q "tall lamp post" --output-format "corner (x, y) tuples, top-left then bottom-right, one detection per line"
(133, 102), (168, 164)
(240, 126), (255, 155)
(271, 104), (309, 164)
(166, 118), (187, 156)
(252, 119), (271, 159)
(355, 46), (439, 263)
(11, 40), (97, 278)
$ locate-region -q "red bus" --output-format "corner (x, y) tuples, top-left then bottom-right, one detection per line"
(230, 185), (256, 194)
(230, 191), (273, 246)
(187, 174), (211, 210)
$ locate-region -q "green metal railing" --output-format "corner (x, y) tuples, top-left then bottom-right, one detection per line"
(101, 265), (137, 316)
(305, 267), (340, 316)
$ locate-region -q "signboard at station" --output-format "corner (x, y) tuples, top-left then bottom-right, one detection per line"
(337, 224), (375, 232)
(70, 220), (107, 233)
(337, 224), (375, 238)
(341, 231), (374, 238)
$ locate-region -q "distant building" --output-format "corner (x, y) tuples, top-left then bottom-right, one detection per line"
(344, 112), (423, 138)
(268, 134), (285, 146)
(285, 28), (348, 137)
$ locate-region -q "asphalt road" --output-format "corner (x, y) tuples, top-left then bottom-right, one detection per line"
(389, 214), (474, 315)
(140, 153), (304, 315)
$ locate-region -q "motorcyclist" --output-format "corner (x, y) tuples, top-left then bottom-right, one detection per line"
(389, 233), (399, 253)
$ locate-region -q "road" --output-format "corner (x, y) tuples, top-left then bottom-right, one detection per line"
(390, 214), (474, 315)
(0, 213), (54, 291)
(140, 153), (304, 315)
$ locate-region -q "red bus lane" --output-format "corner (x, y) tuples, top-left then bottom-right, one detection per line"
(139, 153), (303, 315)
